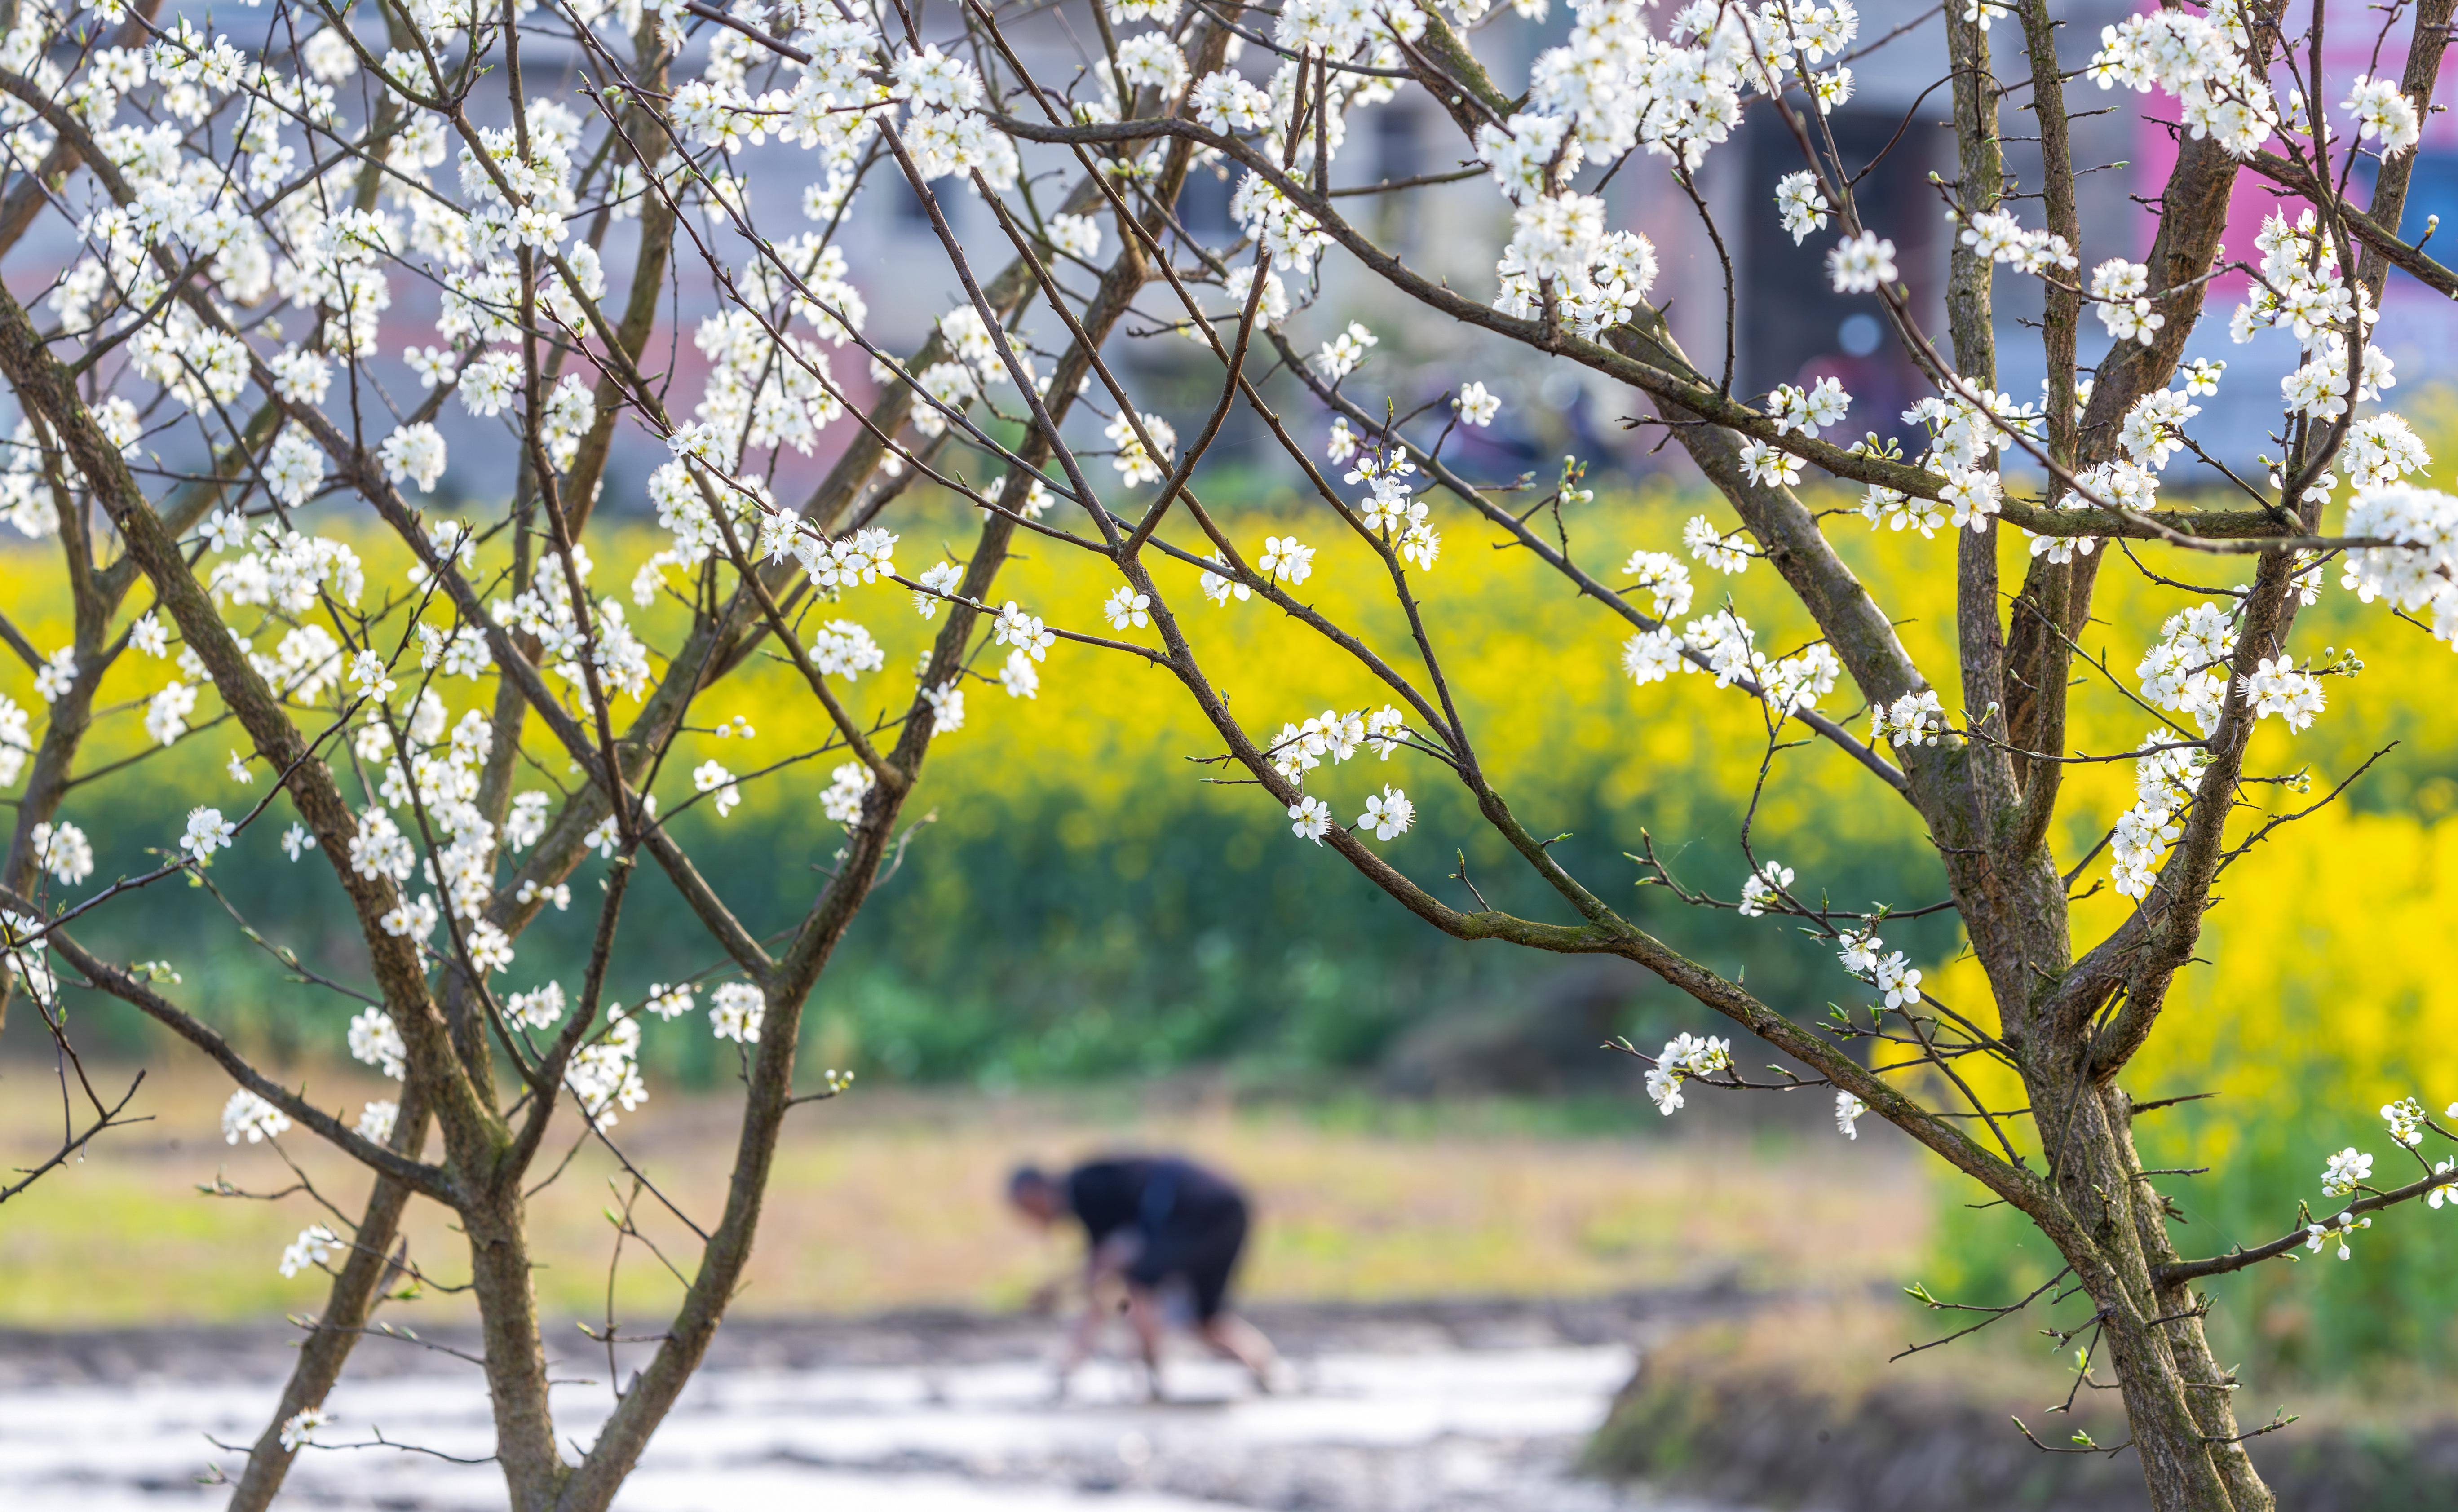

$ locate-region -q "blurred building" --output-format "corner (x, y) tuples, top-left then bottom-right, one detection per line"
(79, 0), (2425, 513)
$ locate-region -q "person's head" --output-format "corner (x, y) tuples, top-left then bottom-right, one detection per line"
(1006, 1163), (1063, 1226)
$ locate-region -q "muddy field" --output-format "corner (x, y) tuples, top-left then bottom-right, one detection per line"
(0, 1294), (1751, 1511)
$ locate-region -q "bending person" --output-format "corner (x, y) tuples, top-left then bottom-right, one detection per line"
(1008, 1154), (1279, 1398)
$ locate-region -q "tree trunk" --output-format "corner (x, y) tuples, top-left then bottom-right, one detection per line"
(2025, 1056), (2272, 1509)
(467, 1188), (566, 1507)
(225, 1096), (433, 1512)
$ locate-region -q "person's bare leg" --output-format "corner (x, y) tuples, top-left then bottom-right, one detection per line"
(1198, 1313), (1280, 1390)
(1124, 1288), (1168, 1400)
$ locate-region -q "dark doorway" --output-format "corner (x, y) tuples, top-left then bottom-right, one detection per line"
(1740, 105), (1942, 442)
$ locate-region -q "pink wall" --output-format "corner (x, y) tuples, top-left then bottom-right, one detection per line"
(2123, 0), (2455, 299)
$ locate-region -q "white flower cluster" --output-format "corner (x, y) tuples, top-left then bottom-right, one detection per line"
(2343, 485), (2458, 647)
(1684, 513), (1754, 572)
(29, 821), (95, 886)
(694, 760), (742, 817)
(1869, 690), (1950, 750)
(2104, 721), (2218, 901)
(1858, 483), (1945, 539)
(1623, 550), (1697, 621)
(2339, 415), (2431, 492)
(2133, 728), (2213, 815)
(279, 1408), (330, 1452)
(822, 761), (876, 825)
(495, 547), (654, 701)
(693, 300), (848, 464)
(2087, 0), (2274, 159)
(1267, 706), (1408, 792)
(1521, 0), (1855, 186)
(1827, 231), (1896, 294)
(1954, 208), (2076, 279)
(1857, 391), (2034, 543)
(2, 909), (55, 1006)
(1737, 860), (1793, 917)
(990, 599), (1055, 700)
(1315, 321), (1377, 381)
(2305, 1210), (2373, 1260)
(279, 1223), (341, 1278)
(916, 303), (1041, 433)
(2342, 74), (2422, 156)
(1103, 410), (1178, 487)
(1355, 787), (1415, 841)
(710, 982), (765, 1044)
(1774, 172), (1829, 243)
(2235, 212), (2359, 345)
(202, 515), (366, 619)
(1493, 217), (1660, 340)
(1191, 70), (1273, 134)
(1258, 535), (1316, 585)
(2136, 602), (2238, 732)
(1645, 1031), (1733, 1116)
(2221, 211), (2404, 447)
(1343, 448), (1442, 569)
(2383, 1097), (2428, 1148)
(354, 705), (522, 953)
(1663, 608), (1841, 715)
(507, 981), (567, 1030)
(2237, 657), (2324, 731)
(2319, 1146), (2374, 1198)
(1768, 377), (1850, 438)
(347, 1008), (408, 1080)
(1230, 174), (1331, 276)
(181, 806), (235, 865)
(0, 694), (30, 788)
(2109, 803), (2184, 901)
(893, 47), (1021, 188)
(221, 1089), (292, 1145)
(1835, 926), (1922, 1010)
(565, 1007), (646, 1127)
(2087, 258), (2163, 346)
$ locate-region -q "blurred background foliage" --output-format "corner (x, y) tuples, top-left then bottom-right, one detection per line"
(8, 458), (2458, 1383)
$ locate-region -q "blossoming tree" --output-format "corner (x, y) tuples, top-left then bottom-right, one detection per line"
(977, 0), (2458, 1506)
(2, 0), (2456, 1505)
(0, 0), (1235, 1502)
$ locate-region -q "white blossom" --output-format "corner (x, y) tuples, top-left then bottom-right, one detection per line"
(30, 822), (94, 885)
(221, 1089), (291, 1144)
(1738, 861), (1793, 917)
(821, 761), (875, 823)
(181, 806), (235, 864)
(1774, 172), (1829, 243)
(2320, 1146), (2374, 1198)
(279, 1224), (342, 1278)
(1827, 232), (1896, 293)
(1288, 794), (1333, 844)
(693, 760), (741, 816)
(279, 1407), (331, 1451)
(1356, 786), (1413, 840)
(710, 981), (765, 1043)
(378, 423), (448, 491)
(347, 1007), (407, 1079)
(1258, 535), (1315, 585)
